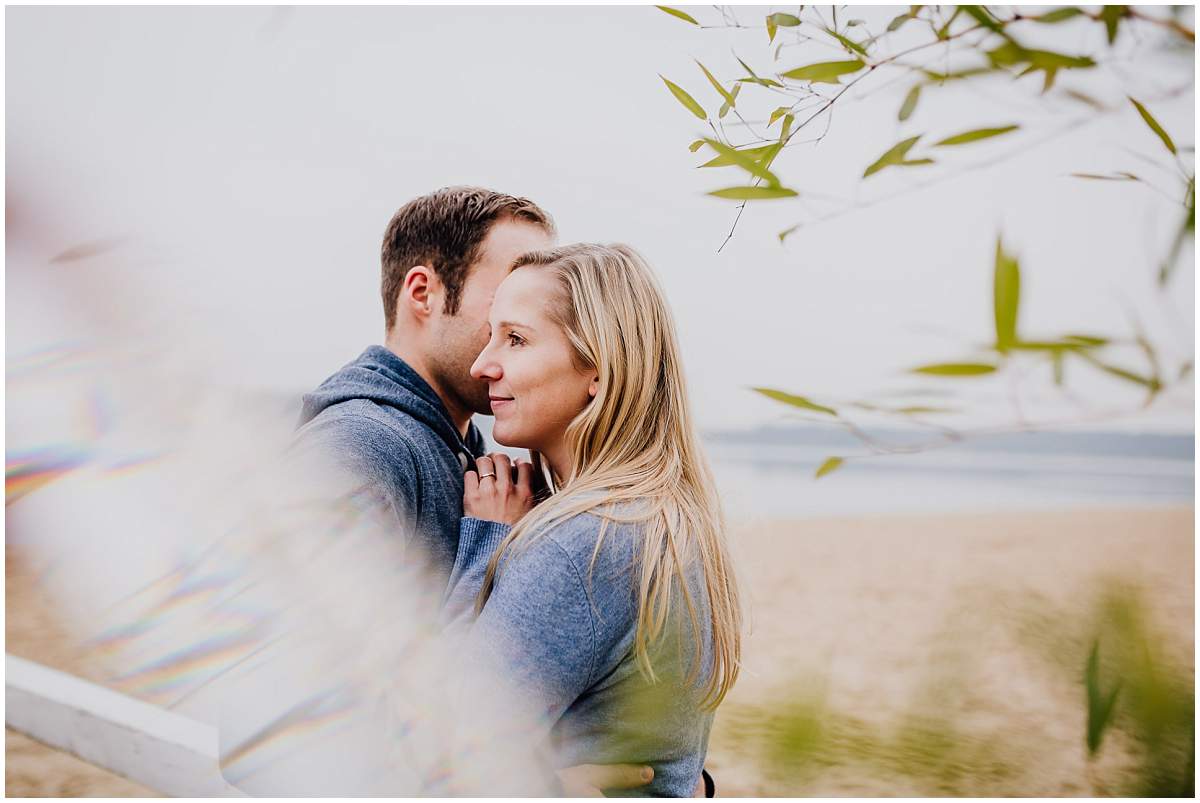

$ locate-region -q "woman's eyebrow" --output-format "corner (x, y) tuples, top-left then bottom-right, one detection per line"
(498, 320), (536, 332)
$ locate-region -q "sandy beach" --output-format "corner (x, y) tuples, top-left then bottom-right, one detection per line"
(6, 505), (1193, 796)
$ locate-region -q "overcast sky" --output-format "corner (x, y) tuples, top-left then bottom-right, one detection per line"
(7, 5), (1195, 434)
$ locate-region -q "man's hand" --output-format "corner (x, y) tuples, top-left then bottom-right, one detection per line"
(556, 763), (653, 797)
(463, 452), (534, 525)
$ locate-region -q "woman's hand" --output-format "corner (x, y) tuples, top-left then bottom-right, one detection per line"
(464, 452), (534, 525)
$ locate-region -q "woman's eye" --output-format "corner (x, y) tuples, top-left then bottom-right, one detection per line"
(507, 332), (524, 347)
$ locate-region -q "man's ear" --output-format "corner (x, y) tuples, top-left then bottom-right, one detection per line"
(401, 266), (440, 318)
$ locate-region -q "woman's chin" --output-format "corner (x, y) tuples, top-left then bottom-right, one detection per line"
(489, 425), (527, 449)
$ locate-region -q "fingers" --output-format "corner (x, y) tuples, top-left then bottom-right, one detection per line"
(464, 468), (479, 498)
(490, 452), (512, 495)
(475, 455), (495, 483)
(565, 763), (654, 791)
(555, 765), (605, 798)
(514, 459), (533, 499)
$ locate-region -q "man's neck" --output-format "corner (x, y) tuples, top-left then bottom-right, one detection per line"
(383, 334), (473, 439)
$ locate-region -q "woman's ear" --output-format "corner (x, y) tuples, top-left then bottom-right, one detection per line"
(588, 376), (599, 399)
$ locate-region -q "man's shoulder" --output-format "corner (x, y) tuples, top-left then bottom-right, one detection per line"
(299, 399), (428, 452)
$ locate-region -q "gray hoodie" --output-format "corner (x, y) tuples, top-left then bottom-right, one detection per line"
(295, 345), (486, 580)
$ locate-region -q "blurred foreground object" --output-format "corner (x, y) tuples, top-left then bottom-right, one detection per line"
(5, 224), (550, 794)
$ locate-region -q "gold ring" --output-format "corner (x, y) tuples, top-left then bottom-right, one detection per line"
(478, 472), (497, 480)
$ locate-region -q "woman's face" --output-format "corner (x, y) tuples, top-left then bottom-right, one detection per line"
(470, 266), (596, 453)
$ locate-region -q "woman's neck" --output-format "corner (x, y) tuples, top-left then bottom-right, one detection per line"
(540, 442), (572, 488)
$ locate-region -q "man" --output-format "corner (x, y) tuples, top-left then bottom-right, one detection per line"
(296, 187), (553, 581)
(294, 187), (675, 796)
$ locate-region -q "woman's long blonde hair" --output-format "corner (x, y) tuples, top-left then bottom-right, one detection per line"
(475, 243), (741, 708)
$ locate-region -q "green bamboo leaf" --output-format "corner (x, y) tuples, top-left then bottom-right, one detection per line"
(1034, 7), (1084, 23)
(987, 42), (1095, 70)
(936, 6), (963, 39)
(698, 143), (777, 168)
(709, 186), (798, 200)
(898, 158), (935, 167)
(779, 113), (795, 142)
(767, 12), (801, 27)
(960, 5), (1004, 33)
(767, 15), (778, 43)
(895, 405), (957, 415)
(778, 223), (802, 243)
(1070, 172), (1140, 181)
(993, 239), (1021, 353)
(701, 138), (781, 184)
(863, 135), (922, 177)
(780, 59), (865, 84)
(1099, 5), (1126, 44)
(886, 11), (913, 32)
(911, 362), (998, 376)
(713, 101), (733, 121)
(660, 75), (706, 120)
(697, 61), (735, 106)
(737, 57), (764, 81)
(688, 140), (706, 153)
(1159, 187), (1194, 285)
(1085, 639), (1123, 755)
(933, 125), (1019, 146)
(758, 142), (784, 173)
(1063, 89), (1105, 109)
(1061, 334), (1110, 347)
(823, 27), (869, 56)
(921, 67), (995, 83)
(752, 387), (838, 416)
(769, 106), (792, 126)
(735, 57), (785, 88)
(1129, 97), (1177, 155)
(1080, 353), (1162, 391)
(655, 5), (699, 25)
(735, 76), (786, 88)
(815, 456), (845, 479)
(899, 85), (921, 121)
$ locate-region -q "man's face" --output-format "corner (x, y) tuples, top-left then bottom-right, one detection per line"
(429, 219), (554, 417)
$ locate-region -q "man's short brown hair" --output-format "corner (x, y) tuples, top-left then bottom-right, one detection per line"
(380, 186), (555, 327)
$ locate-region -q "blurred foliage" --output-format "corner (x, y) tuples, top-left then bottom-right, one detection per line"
(719, 668), (1025, 794)
(1012, 580), (1193, 795)
(716, 578), (1192, 795)
(655, 5), (1195, 474)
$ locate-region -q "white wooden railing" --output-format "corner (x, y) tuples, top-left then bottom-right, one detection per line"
(5, 654), (242, 796)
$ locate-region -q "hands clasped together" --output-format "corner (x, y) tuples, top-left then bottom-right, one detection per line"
(463, 453), (535, 526)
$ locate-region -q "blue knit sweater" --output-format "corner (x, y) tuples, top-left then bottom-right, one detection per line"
(443, 512), (715, 797)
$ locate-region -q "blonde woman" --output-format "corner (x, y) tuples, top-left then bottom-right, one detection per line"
(441, 243), (741, 797)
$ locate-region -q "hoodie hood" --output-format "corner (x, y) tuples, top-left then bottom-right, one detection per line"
(298, 345), (485, 461)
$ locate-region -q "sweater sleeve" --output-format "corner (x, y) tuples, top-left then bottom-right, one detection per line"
(441, 517), (512, 625)
(460, 533), (598, 736)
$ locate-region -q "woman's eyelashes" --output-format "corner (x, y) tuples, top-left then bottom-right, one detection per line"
(506, 331), (526, 348)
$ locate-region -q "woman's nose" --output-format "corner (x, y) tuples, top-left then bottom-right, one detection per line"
(470, 345), (501, 381)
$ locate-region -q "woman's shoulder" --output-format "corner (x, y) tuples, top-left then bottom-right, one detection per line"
(536, 502), (648, 570)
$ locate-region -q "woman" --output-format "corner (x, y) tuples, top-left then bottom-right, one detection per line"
(442, 243), (741, 797)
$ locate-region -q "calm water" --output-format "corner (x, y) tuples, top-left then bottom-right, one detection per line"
(703, 426), (1195, 519)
